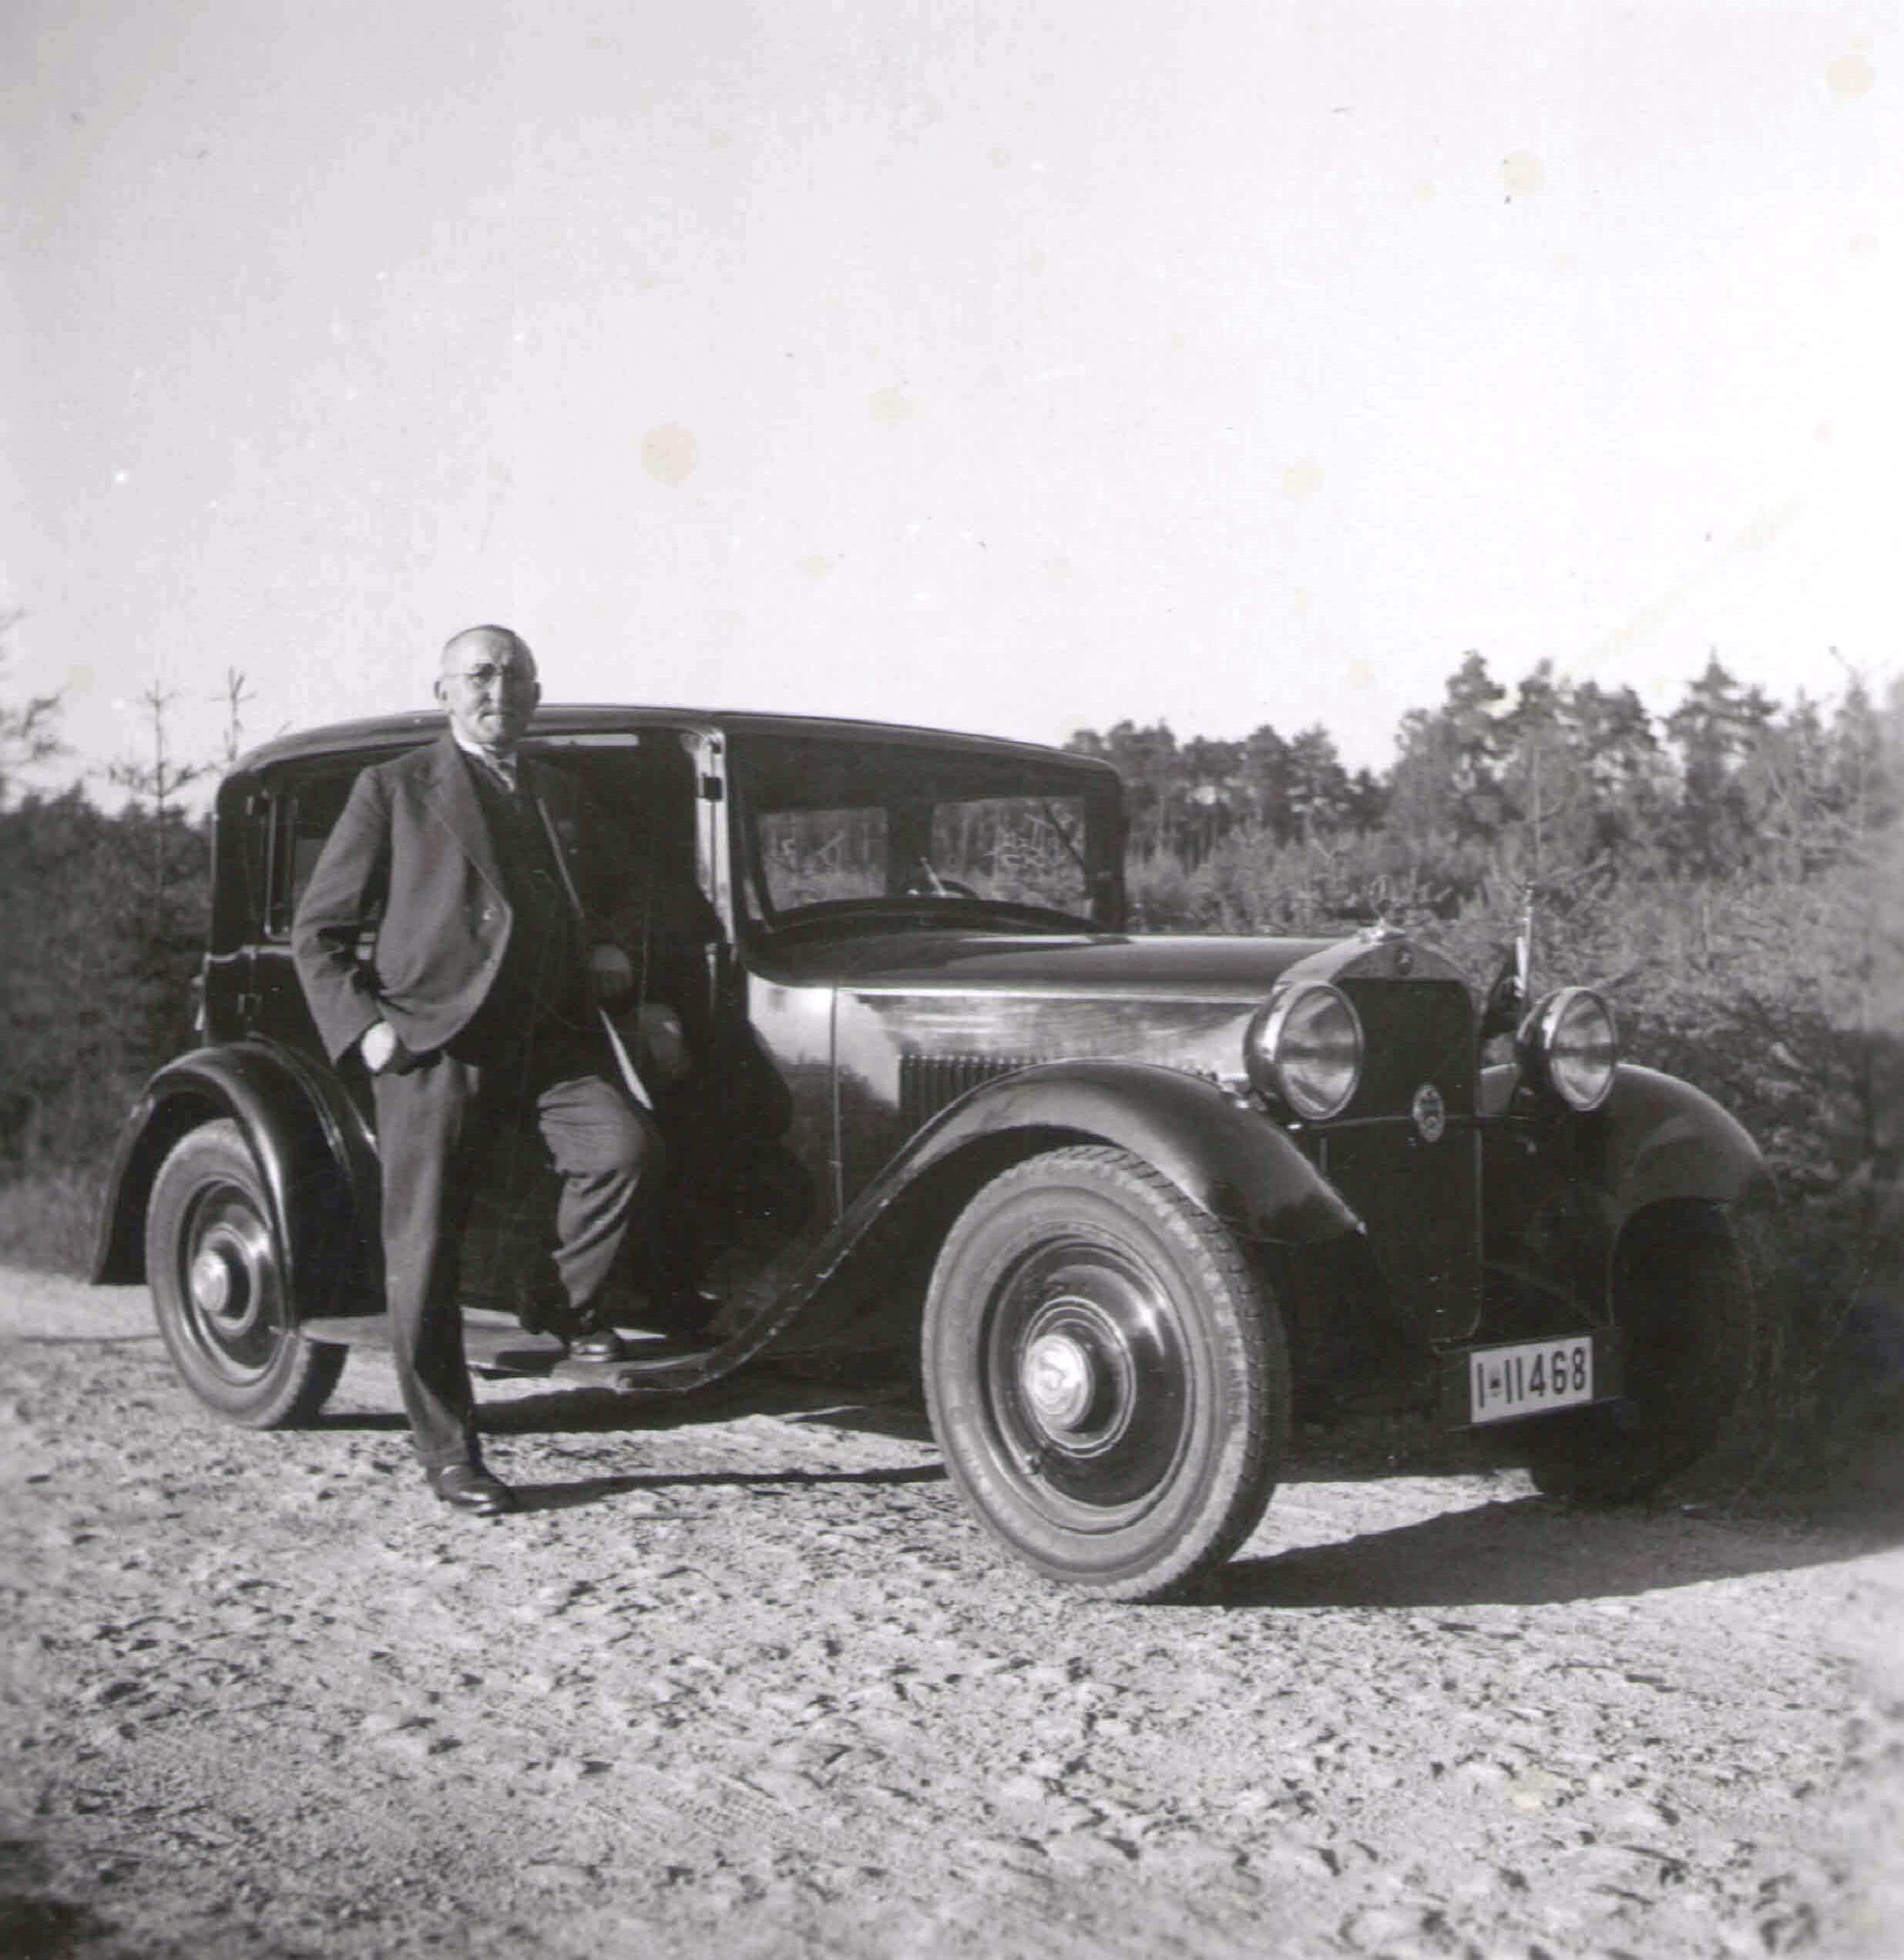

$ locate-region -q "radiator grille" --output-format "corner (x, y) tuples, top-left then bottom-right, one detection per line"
(1319, 978), (1482, 1340)
(1337, 978), (1476, 1120)
(1318, 1125), (1481, 1340)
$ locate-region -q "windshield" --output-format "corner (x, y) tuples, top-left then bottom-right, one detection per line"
(731, 733), (1123, 934)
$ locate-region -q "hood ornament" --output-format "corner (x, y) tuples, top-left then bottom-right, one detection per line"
(1356, 914), (1412, 973)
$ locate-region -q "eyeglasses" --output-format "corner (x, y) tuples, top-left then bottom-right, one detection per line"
(448, 663), (535, 688)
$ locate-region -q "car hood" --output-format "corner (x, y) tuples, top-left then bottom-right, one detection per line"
(770, 928), (1356, 1093)
(760, 927), (1343, 998)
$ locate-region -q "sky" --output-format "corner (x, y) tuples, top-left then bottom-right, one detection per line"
(4, 0), (1899, 798)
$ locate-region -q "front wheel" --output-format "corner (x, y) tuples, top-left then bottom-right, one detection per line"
(1521, 1200), (1755, 1502)
(922, 1146), (1289, 1602)
(146, 1119), (344, 1428)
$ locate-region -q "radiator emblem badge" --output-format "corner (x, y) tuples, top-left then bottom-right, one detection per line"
(1412, 1083), (1446, 1143)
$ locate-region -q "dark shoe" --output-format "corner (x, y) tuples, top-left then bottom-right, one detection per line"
(568, 1317), (628, 1363)
(427, 1464), (516, 1515)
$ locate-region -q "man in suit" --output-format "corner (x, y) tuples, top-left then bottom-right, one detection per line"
(292, 624), (661, 1515)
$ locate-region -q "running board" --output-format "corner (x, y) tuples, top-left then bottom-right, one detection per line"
(297, 1307), (718, 1392)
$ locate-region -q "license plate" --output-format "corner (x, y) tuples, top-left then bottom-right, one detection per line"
(1467, 1337), (1593, 1425)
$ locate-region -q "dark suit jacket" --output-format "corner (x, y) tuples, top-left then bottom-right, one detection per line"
(291, 731), (612, 1066)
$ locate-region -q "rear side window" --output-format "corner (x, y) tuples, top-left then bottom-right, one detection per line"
(263, 767), (366, 939)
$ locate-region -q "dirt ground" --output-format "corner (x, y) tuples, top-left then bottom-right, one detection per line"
(3, 1269), (1902, 1960)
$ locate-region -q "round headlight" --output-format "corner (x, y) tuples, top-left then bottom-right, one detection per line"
(1247, 980), (1364, 1119)
(1524, 986), (1618, 1111)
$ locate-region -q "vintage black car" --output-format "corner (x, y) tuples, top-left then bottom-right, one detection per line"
(96, 706), (1770, 1599)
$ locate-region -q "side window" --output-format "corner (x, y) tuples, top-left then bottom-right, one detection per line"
(263, 769), (364, 940)
(756, 806), (890, 911)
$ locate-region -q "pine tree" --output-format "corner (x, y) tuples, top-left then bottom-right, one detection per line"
(1664, 654), (1776, 875)
(0, 621), (65, 808)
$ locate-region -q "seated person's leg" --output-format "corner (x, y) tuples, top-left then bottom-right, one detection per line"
(536, 1072), (663, 1345)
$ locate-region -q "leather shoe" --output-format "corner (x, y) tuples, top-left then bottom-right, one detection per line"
(568, 1317), (627, 1363)
(427, 1464), (516, 1515)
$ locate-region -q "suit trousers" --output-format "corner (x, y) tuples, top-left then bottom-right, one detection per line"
(371, 1029), (661, 1470)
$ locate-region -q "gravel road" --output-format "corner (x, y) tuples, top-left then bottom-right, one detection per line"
(3, 1267), (1901, 1958)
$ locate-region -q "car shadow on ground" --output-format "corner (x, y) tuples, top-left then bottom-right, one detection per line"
(508, 1461), (946, 1515)
(1278, 1415), (1500, 1485)
(0, 1840), (115, 1960)
(307, 1358), (1903, 1586)
(1211, 1492), (1904, 1611)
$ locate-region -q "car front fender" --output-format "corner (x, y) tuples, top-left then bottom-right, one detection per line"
(1583, 1064), (1773, 1221)
(92, 1042), (371, 1314)
(888, 1059), (1360, 1245)
(1481, 1060), (1773, 1233)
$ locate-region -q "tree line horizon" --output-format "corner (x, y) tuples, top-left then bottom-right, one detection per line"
(1063, 647), (1892, 894)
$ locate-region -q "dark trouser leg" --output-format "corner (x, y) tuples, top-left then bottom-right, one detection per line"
(373, 1056), (483, 1472)
(534, 1069), (662, 1321)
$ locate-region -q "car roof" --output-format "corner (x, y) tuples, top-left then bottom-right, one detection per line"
(230, 705), (1120, 784)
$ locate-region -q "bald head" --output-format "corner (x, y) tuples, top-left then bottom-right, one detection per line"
(435, 623), (540, 754)
(440, 623), (535, 677)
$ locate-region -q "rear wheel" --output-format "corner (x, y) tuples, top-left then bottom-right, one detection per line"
(923, 1146), (1288, 1602)
(146, 1119), (345, 1428)
(1521, 1200), (1755, 1502)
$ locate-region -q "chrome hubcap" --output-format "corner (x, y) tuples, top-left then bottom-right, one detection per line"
(190, 1244), (238, 1317)
(177, 1191), (280, 1378)
(986, 1247), (1192, 1519)
(1022, 1331), (1097, 1433)
(1008, 1292), (1144, 1459)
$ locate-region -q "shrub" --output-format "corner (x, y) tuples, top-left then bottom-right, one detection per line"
(0, 1162), (106, 1277)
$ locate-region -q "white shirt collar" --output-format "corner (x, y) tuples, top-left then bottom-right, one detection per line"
(451, 728), (519, 788)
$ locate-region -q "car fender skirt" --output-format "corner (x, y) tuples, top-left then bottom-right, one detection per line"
(92, 1043), (361, 1301)
(1580, 1066), (1773, 1221)
(902, 1060), (1360, 1245)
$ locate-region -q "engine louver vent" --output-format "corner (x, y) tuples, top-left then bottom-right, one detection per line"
(901, 1053), (1041, 1133)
